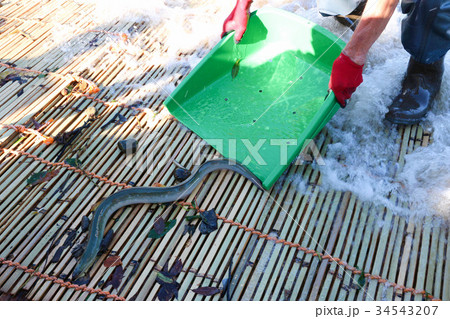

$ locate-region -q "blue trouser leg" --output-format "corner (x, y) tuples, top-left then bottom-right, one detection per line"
(401, 0), (450, 64)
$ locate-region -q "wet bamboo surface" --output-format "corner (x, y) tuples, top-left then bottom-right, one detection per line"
(0, 0), (448, 301)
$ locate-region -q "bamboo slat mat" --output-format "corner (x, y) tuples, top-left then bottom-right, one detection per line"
(0, 0), (448, 301)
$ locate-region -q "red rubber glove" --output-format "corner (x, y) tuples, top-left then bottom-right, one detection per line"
(329, 53), (364, 107)
(222, 0), (253, 43)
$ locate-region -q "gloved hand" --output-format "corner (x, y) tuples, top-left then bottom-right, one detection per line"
(222, 0), (253, 43)
(329, 53), (364, 107)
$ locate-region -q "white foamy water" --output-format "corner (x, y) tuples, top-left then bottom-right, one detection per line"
(67, 1), (448, 221)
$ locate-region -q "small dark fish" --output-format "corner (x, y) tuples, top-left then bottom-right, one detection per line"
(101, 112), (128, 130)
(71, 243), (86, 259)
(231, 59), (241, 79)
(128, 101), (143, 109)
(128, 260), (140, 278)
(174, 168), (191, 182)
(5, 74), (27, 84)
(81, 216), (90, 232)
(50, 246), (65, 264)
(62, 229), (77, 248)
(98, 229), (114, 255)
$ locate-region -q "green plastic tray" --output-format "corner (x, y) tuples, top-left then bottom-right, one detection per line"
(164, 8), (345, 189)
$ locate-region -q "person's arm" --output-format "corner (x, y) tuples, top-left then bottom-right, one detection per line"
(344, 0), (399, 64)
(330, 0), (399, 106)
(222, 0), (253, 43)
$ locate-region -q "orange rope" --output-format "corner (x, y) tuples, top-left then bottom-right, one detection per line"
(0, 62), (99, 92)
(177, 201), (441, 301)
(0, 124), (54, 145)
(0, 258), (125, 301)
(0, 148), (132, 189)
(0, 63), (143, 113)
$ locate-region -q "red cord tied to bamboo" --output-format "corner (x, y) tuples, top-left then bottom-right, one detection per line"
(0, 124), (54, 145)
(0, 148), (132, 188)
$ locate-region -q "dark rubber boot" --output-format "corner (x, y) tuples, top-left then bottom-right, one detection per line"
(385, 57), (444, 125)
